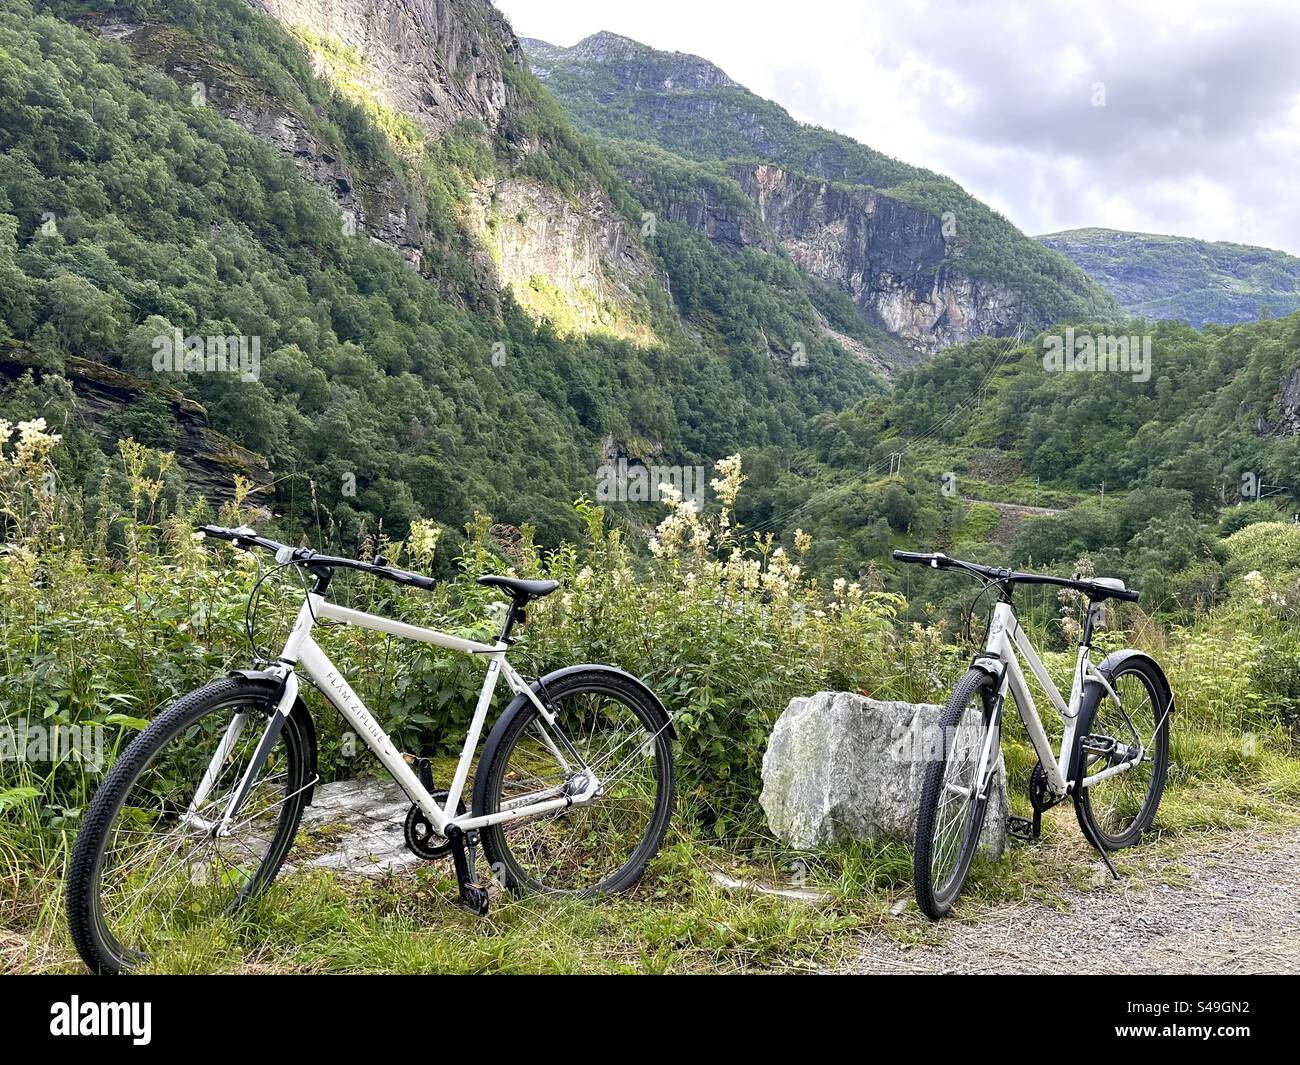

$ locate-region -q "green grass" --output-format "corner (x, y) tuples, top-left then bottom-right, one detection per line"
(6, 732), (1298, 975)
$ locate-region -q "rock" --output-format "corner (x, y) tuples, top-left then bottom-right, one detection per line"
(0, 344), (272, 505)
(760, 692), (1007, 857)
(734, 165), (1022, 357)
(248, 0), (522, 139)
(291, 777), (422, 877)
(708, 871), (826, 905)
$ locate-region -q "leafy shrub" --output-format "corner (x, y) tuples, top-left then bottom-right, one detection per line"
(1223, 521), (1300, 577)
(1218, 501), (1290, 538)
(1, 436), (905, 842)
(1250, 636), (1300, 730)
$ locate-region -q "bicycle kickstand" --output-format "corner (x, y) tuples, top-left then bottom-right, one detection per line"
(1074, 799), (1120, 881)
(444, 824), (490, 916)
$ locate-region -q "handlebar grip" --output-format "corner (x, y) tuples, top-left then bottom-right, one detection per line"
(1116, 588), (1140, 603)
(892, 550), (936, 565)
(199, 524), (246, 543)
(376, 566), (436, 591)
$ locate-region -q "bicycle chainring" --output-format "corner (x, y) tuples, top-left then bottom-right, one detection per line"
(404, 790), (466, 860)
(1028, 762), (1057, 813)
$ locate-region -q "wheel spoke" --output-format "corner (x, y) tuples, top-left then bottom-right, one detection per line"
(487, 686), (668, 894)
(74, 689), (308, 972)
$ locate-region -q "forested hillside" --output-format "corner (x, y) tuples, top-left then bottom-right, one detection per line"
(739, 310), (1300, 619)
(4, 0), (1300, 615)
(0, 0), (880, 544)
(1039, 228), (1300, 327)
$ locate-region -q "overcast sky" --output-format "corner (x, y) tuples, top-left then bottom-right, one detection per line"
(496, 0), (1300, 255)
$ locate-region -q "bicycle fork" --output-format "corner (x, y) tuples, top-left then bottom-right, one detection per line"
(184, 670), (300, 838)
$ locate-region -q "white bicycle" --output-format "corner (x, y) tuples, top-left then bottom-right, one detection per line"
(68, 525), (675, 973)
(893, 550), (1173, 918)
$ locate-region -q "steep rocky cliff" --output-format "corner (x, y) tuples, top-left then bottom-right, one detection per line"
(734, 166), (1020, 355)
(91, 2), (659, 339)
(249, 0), (522, 138)
(91, 15), (427, 267)
(525, 32), (1117, 357)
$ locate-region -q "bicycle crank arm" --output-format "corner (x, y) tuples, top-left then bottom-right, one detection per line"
(444, 824), (489, 916)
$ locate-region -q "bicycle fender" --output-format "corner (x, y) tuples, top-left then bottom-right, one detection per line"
(1068, 650), (1173, 789)
(471, 664), (675, 818)
(226, 668), (319, 804)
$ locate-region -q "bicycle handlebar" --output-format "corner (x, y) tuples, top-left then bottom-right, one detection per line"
(891, 549), (1140, 603)
(199, 525), (437, 592)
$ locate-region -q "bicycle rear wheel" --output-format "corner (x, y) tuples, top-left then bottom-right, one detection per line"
(478, 668), (674, 896)
(1074, 654), (1171, 849)
(66, 678), (315, 973)
(913, 669), (998, 919)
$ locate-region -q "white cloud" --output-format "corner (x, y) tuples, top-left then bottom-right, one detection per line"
(496, 0), (1300, 254)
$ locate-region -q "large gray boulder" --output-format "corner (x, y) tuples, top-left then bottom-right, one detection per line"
(760, 692), (1007, 856)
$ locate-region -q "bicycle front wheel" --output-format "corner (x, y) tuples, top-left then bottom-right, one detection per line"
(66, 678), (315, 973)
(478, 669), (674, 896)
(913, 669), (998, 919)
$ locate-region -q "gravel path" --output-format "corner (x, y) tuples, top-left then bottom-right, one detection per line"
(849, 827), (1300, 974)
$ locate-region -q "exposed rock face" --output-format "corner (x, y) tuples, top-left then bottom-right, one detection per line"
(0, 346), (272, 503)
(248, 0), (522, 137)
(241, 1), (657, 336)
(1263, 363), (1300, 437)
(616, 166), (770, 258)
(479, 177), (652, 331)
(522, 32), (1117, 357)
(225, 99), (425, 267)
(760, 691), (1007, 856)
(735, 166), (1021, 355)
(90, 16), (426, 268)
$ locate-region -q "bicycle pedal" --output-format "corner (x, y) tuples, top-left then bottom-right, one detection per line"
(1080, 733), (1117, 756)
(1006, 815), (1037, 843)
(458, 883), (490, 917)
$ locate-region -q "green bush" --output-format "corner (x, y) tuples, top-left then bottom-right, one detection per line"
(1250, 636), (1300, 731)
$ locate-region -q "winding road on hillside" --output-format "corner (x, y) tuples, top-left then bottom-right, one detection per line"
(845, 826), (1300, 974)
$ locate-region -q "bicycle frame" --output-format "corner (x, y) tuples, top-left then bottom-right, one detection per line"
(195, 591), (598, 839)
(974, 601), (1137, 800)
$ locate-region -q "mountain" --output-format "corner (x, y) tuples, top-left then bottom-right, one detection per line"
(1037, 228), (1300, 328)
(522, 32), (1118, 356)
(1, 0), (885, 542)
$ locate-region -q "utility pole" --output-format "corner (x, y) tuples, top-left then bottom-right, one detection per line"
(889, 452), (903, 478)
(1098, 481), (1105, 507)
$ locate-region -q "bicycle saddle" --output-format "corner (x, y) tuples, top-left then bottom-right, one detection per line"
(476, 575), (559, 601)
